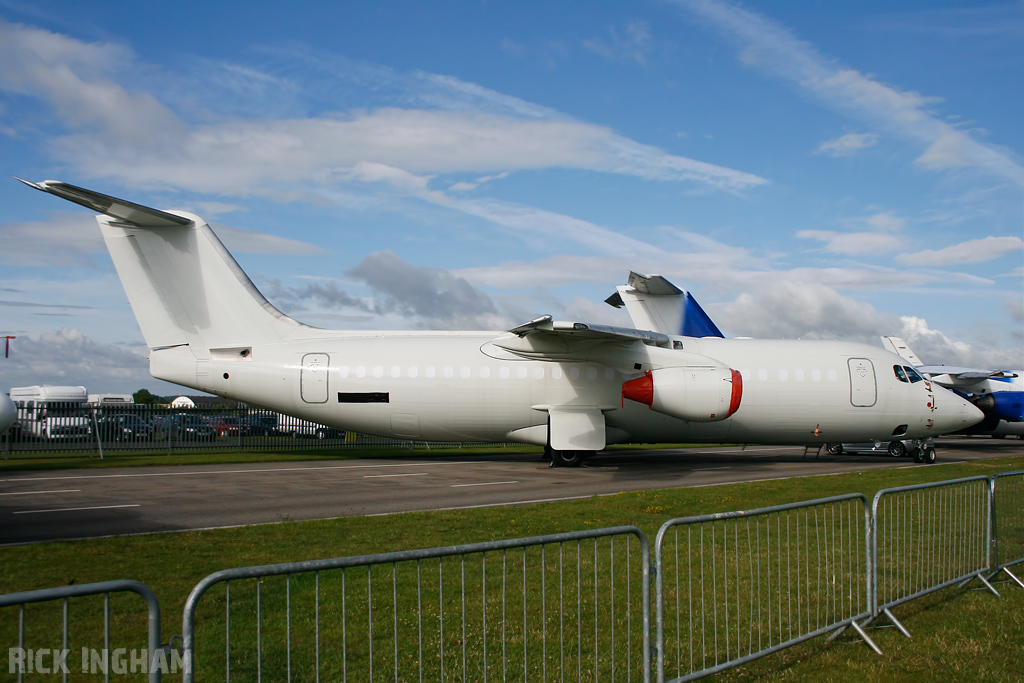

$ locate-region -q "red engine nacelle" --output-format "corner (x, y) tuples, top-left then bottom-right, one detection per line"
(622, 366), (743, 422)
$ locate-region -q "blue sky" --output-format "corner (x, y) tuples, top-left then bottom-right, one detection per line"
(0, 0), (1021, 395)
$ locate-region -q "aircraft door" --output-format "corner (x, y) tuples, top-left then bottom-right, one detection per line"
(848, 358), (877, 407)
(301, 353), (330, 403)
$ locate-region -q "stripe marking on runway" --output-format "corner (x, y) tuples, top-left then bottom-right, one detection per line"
(363, 473), (429, 478)
(0, 489), (81, 496)
(13, 504), (141, 515)
(450, 481), (519, 487)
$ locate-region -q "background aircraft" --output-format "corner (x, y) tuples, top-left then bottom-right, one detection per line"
(20, 179), (983, 466)
(882, 336), (1023, 437)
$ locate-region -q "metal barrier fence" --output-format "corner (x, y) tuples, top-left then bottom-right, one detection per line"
(0, 580), (169, 683)
(1, 404), (510, 457)
(989, 471), (1024, 589)
(653, 494), (874, 682)
(181, 526), (651, 683)
(869, 476), (997, 635)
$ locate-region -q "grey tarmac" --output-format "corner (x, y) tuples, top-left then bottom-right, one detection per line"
(1, 437), (1020, 545)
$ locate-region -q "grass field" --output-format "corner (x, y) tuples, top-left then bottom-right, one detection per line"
(2, 453), (1022, 681)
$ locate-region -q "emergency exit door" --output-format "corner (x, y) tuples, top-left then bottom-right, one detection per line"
(301, 353), (330, 403)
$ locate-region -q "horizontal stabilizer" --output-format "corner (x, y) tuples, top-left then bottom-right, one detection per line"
(16, 178), (191, 228)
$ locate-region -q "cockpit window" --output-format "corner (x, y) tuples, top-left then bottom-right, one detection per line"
(893, 365), (908, 383)
(904, 366), (924, 383)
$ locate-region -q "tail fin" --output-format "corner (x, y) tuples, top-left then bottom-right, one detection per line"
(18, 179), (307, 354)
(880, 336), (923, 365)
(605, 272), (724, 338)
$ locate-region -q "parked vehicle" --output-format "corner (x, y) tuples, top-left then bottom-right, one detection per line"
(157, 413), (217, 442)
(8, 385), (91, 440)
(244, 412), (279, 436)
(276, 414), (345, 440)
(209, 416), (251, 438)
(826, 439), (936, 464)
(94, 414), (153, 442)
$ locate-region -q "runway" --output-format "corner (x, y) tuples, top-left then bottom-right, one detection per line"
(1, 437), (1020, 545)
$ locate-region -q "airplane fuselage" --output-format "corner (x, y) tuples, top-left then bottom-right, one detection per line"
(152, 332), (976, 447)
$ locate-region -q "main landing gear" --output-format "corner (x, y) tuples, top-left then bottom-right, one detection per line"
(544, 446), (593, 468)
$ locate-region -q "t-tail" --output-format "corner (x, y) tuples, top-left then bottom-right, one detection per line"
(17, 179), (310, 389)
(605, 271), (724, 338)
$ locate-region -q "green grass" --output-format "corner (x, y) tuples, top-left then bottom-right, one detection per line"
(2, 454), (1022, 681)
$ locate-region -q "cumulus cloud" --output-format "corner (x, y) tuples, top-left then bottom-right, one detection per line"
(712, 281), (893, 340)
(709, 283), (1020, 368)
(672, 0), (1024, 186)
(0, 327), (177, 394)
(816, 132), (878, 157)
(348, 251), (507, 330)
(897, 235), (1024, 266)
(263, 252), (511, 330)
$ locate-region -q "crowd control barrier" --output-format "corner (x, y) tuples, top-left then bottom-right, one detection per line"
(181, 527), (650, 683)
(653, 494), (876, 682)
(869, 476), (997, 635)
(989, 470), (1024, 589)
(0, 580), (171, 683)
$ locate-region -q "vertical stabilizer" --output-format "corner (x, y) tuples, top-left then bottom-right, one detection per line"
(19, 179), (308, 356)
(880, 336), (923, 365)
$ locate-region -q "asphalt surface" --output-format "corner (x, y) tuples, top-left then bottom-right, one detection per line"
(1, 437), (1020, 545)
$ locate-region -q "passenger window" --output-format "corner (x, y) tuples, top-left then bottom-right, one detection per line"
(904, 366), (924, 383)
(893, 365), (908, 382)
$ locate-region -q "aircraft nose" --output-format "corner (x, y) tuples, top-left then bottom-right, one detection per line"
(934, 390), (985, 433)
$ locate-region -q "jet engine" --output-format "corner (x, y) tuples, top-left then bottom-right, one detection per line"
(971, 392), (1024, 423)
(622, 366), (742, 422)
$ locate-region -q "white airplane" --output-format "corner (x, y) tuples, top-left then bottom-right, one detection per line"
(19, 179), (983, 466)
(881, 335), (1023, 435)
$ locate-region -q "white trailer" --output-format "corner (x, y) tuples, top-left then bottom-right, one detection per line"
(9, 385), (91, 440)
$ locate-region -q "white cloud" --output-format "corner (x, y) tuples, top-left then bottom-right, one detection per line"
(895, 315), (1021, 369)
(673, 0), (1024, 186)
(708, 283), (1020, 368)
(0, 212), (103, 267)
(0, 327), (184, 395)
(0, 18), (767, 196)
(583, 20), (654, 65)
(897, 235), (1024, 266)
(796, 230), (902, 255)
(816, 132), (878, 157)
(865, 213), (905, 232)
(0, 212), (325, 264)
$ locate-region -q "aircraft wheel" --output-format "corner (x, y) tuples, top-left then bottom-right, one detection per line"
(913, 447), (924, 464)
(826, 443), (843, 455)
(922, 446), (937, 464)
(887, 441), (907, 458)
(550, 449), (585, 468)
(316, 428), (328, 440)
